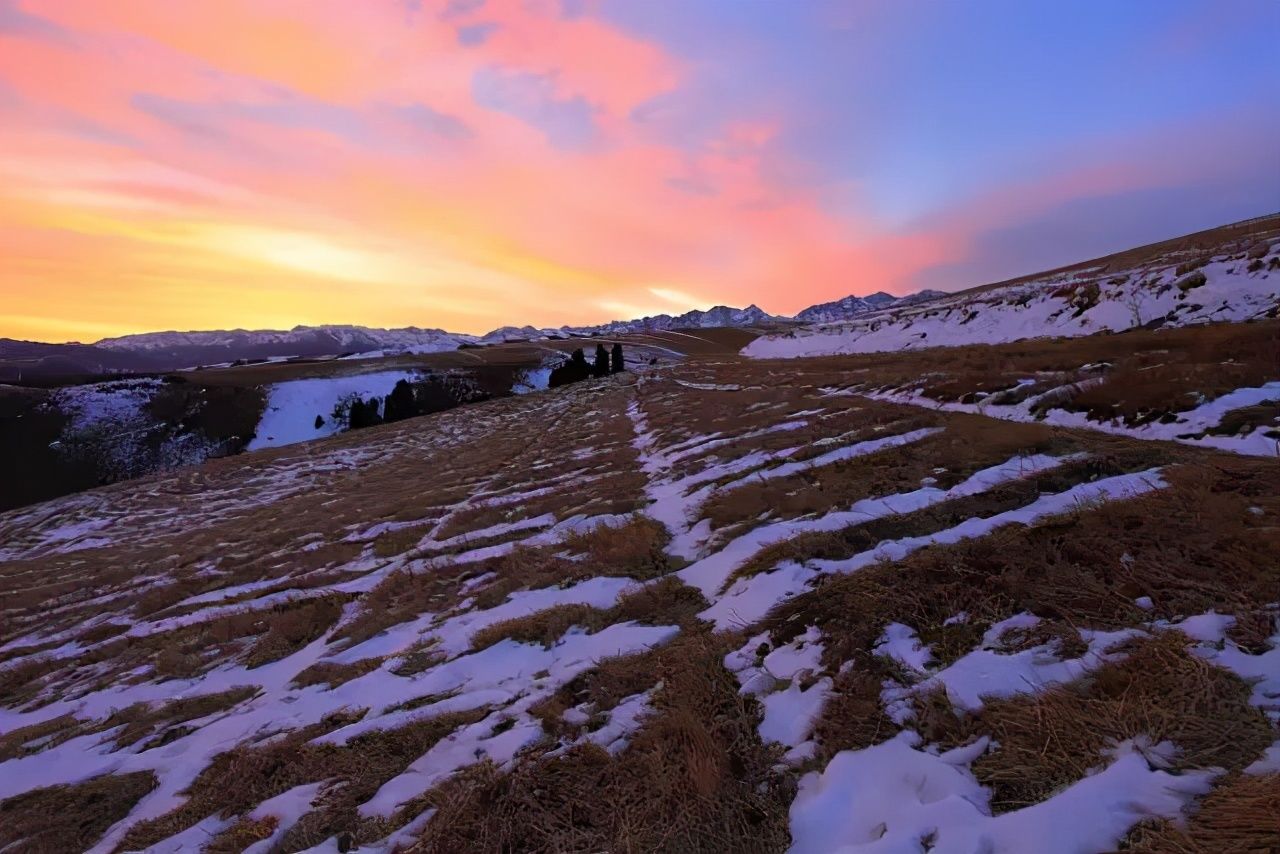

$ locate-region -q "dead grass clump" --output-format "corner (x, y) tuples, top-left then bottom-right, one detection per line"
(203, 815), (278, 853)
(335, 546), (592, 651)
(389, 640), (446, 676)
(133, 581), (193, 618)
(291, 657), (383, 689)
(786, 317), (1280, 427)
(704, 414), (1084, 535)
(470, 604), (601, 651)
(468, 577), (707, 653)
(373, 524), (434, 557)
(76, 621), (131, 644)
(1125, 771), (1280, 852)
(528, 626), (698, 738)
(244, 595), (345, 668)
(0, 712), (82, 761)
(766, 456), (1280, 670)
(1208, 400), (1280, 438)
(563, 516), (675, 579)
(274, 710), (488, 851)
(764, 552), (1011, 675)
(106, 686), (259, 748)
(967, 634), (1274, 812)
(809, 665), (900, 763)
(0, 771), (158, 852)
(330, 568), (441, 648)
(116, 708), (479, 851)
(0, 654), (66, 708)
(1175, 255), (1212, 276)
(989, 619), (1089, 658)
(609, 575), (708, 627)
(412, 631), (793, 853)
(733, 449), (1165, 584)
(152, 645), (206, 680)
(466, 547), (608, 611)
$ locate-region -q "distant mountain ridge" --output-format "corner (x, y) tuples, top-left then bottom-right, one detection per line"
(3, 292), (942, 380)
(795, 290), (947, 323)
(564, 303), (779, 336)
(96, 324), (475, 358)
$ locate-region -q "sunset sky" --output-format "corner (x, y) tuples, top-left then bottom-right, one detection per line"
(1, 0), (1277, 342)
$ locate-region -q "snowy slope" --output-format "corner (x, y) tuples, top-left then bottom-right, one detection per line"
(247, 370), (423, 450)
(3, 352), (1279, 852)
(746, 245), (1280, 359)
(50, 379), (218, 478)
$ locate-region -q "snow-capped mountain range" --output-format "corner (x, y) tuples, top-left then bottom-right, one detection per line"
(32, 294), (938, 372)
(96, 325), (475, 358)
(793, 290), (947, 323)
(563, 303), (780, 337)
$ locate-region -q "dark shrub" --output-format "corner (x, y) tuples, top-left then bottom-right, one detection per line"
(383, 379), (417, 423)
(549, 349), (592, 388)
(348, 397), (382, 430)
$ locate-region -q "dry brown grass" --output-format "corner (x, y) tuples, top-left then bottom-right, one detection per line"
(562, 516), (677, 578)
(4, 593), (355, 707)
(204, 815), (278, 853)
(915, 634), (1274, 812)
(731, 445), (1172, 585)
(332, 563), (476, 649)
(106, 686), (259, 748)
(469, 604), (604, 651)
(410, 631), (793, 853)
(342, 515), (688, 653)
(5, 295), (1280, 850)
(0, 654), (67, 708)
(747, 317), (1280, 429)
(0, 712), (81, 761)
(1208, 400), (1280, 439)
(701, 415), (1084, 534)
(115, 708), (483, 851)
(808, 665), (900, 764)
(291, 657), (383, 689)
(0, 771), (157, 853)
(244, 595), (345, 667)
(1032, 326), (1268, 422)
(468, 577), (706, 652)
(765, 457), (1280, 664)
(1125, 771), (1280, 852)
(769, 451), (1280, 810)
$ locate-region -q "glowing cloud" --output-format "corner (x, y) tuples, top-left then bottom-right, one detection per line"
(0, 0), (1275, 341)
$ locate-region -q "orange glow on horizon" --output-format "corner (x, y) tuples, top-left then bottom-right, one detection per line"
(0, 0), (953, 342)
(2, 1), (1273, 342)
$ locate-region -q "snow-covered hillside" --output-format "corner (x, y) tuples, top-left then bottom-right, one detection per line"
(746, 242), (1280, 359)
(49, 379), (225, 479)
(248, 370), (426, 450)
(3, 355), (1278, 852)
